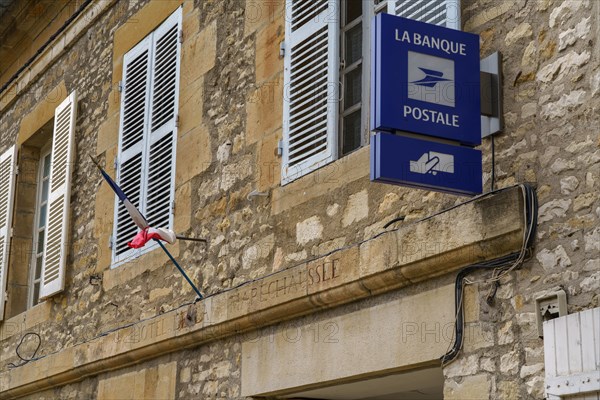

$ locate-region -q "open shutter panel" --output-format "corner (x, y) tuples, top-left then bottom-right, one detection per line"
(282, 0), (339, 184)
(0, 146), (17, 320)
(145, 8), (180, 230)
(113, 36), (152, 263)
(40, 91), (77, 299)
(392, 0), (461, 29)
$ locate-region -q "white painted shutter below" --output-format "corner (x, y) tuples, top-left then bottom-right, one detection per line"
(282, 0), (339, 184)
(0, 146), (17, 320)
(544, 308), (600, 399)
(40, 91), (77, 299)
(393, 0), (461, 29)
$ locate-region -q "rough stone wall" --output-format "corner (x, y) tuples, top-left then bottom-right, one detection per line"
(444, 0), (600, 398)
(0, 0), (597, 399)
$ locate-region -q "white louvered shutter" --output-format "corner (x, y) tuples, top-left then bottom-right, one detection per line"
(282, 0), (340, 184)
(392, 0), (461, 29)
(40, 91), (77, 299)
(145, 8), (180, 233)
(0, 146), (17, 320)
(113, 36), (152, 264)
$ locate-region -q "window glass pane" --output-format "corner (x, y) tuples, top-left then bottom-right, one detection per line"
(35, 256), (43, 279)
(345, 23), (362, 65)
(344, 66), (362, 109)
(33, 282), (40, 305)
(37, 230), (45, 255)
(43, 153), (51, 177)
(41, 179), (49, 201)
(38, 204), (47, 228)
(342, 110), (362, 155)
(345, 0), (362, 23)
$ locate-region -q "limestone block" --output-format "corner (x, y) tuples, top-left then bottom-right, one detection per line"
(96, 111), (119, 156)
(539, 198), (572, 223)
(558, 17), (591, 50)
(97, 361), (177, 399)
(244, 0), (284, 36)
(504, 22), (532, 46)
(181, 20), (217, 84)
(257, 129), (281, 191)
(549, 0), (589, 28)
(174, 181), (191, 233)
(560, 176), (579, 194)
(246, 74), (283, 145)
(573, 192), (596, 211)
(255, 15), (284, 83)
(537, 51), (590, 83)
(500, 350), (520, 374)
(296, 216), (323, 245)
(175, 124), (211, 185)
(178, 77), (204, 137)
(444, 374), (491, 400)
(444, 354), (480, 378)
(113, 0), (182, 64)
(580, 272), (600, 292)
(342, 190), (368, 227)
(535, 245), (571, 271)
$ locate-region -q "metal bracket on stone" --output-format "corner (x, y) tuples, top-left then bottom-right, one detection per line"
(480, 52), (504, 138)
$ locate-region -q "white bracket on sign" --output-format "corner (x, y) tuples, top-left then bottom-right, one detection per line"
(480, 52), (503, 138)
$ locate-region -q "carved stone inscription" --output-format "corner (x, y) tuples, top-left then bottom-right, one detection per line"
(228, 259), (341, 312)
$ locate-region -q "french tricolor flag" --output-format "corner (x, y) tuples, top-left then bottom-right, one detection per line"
(90, 156), (175, 249)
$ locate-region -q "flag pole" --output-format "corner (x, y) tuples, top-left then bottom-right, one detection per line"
(176, 235), (207, 243)
(154, 239), (203, 300)
(90, 155), (203, 300)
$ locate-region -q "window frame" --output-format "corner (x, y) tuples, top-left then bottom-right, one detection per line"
(111, 7), (181, 268)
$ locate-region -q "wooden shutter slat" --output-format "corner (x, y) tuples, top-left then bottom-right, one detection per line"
(0, 146), (17, 320)
(39, 91), (77, 299)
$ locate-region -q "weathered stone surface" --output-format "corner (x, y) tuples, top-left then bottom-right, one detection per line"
(560, 176), (579, 194)
(500, 350), (520, 375)
(444, 354), (480, 378)
(558, 17), (591, 50)
(585, 228), (600, 252)
(536, 245), (572, 271)
(537, 51), (590, 83)
(296, 216), (323, 245)
(342, 189), (369, 227)
(505, 22), (532, 46)
(549, 0), (589, 28)
(580, 272), (600, 292)
(539, 199), (572, 222)
(444, 374), (491, 400)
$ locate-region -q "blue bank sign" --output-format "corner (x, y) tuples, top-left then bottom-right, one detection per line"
(370, 13), (483, 195)
(371, 133), (483, 195)
(371, 13), (481, 145)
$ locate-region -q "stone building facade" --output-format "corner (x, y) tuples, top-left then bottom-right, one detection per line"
(0, 0), (598, 399)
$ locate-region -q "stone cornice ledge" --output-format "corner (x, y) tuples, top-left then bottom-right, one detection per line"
(0, 187), (525, 398)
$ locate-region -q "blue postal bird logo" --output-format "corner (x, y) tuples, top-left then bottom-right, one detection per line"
(408, 51), (455, 107)
(411, 68), (451, 88)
